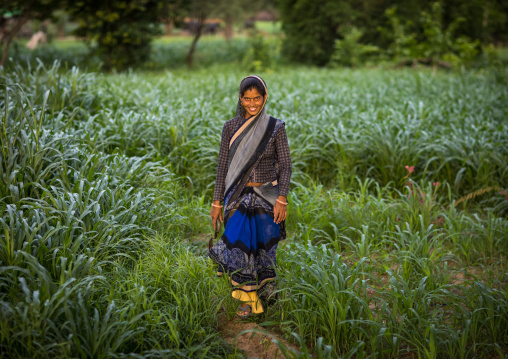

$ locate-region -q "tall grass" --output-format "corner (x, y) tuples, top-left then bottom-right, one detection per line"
(1, 57), (507, 357)
(273, 180), (507, 357)
(0, 62), (233, 357)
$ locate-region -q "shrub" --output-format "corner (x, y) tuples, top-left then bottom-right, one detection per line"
(329, 27), (380, 68)
(242, 32), (275, 72)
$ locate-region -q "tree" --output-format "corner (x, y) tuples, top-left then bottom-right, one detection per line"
(379, 3), (480, 71)
(441, 0), (508, 44)
(172, 0), (243, 68)
(159, 0), (213, 68)
(68, 0), (164, 71)
(278, 0), (343, 66)
(277, 0), (508, 67)
(159, 0), (274, 68)
(213, 1), (244, 42)
(278, 0), (378, 66)
(184, 0), (212, 68)
(0, 0), (62, 67)
(214, 0), (276, 42)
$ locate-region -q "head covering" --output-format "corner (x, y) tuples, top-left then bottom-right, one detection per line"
(224, 75), (278, 207)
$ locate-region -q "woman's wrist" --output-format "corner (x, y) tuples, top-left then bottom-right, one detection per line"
(212, 200), (223, 208)
(276, 196), (288, 205)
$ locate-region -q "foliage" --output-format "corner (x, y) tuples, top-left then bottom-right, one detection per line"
(242, 32), (276, 72)
(166, 0), (268, 68)
(419, 2), (480, 68)
(381, 3), (481, 69)
(277, 0), (342, 66)
(274, 182), (508, 357)
(278, 0), (508, 67)
(329, 27), (380, 68)
(0, 0), (63, 66)
(1, 58), (508, 357)
(0, 61), (233, 358)
(380, 6), (420, 61)
(7, 37), (252, 71)
(67, 0), (164, 71)
(441, 0), (508, 44)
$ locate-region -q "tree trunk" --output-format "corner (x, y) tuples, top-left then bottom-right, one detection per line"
(1, 13), (31, 67)
(482, 3), (489, 43)
(186, 13), (206, 68)
(164, 18), (174, 36)
(224, 14), (233, 42)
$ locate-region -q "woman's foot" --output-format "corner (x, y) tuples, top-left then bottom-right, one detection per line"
(236, 303), (252, 318)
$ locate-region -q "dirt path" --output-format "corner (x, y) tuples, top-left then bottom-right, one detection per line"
(219, 317), (299, 359)
(191, 234), (300, 358)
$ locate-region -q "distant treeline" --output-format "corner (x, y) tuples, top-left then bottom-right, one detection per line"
(279, 0), (508, 66)
(2, 0), (507, 70)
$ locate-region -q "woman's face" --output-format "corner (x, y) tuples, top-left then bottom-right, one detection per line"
(240, 88), (266, 118)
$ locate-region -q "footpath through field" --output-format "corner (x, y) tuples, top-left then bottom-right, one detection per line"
(192, 233), (300, 359)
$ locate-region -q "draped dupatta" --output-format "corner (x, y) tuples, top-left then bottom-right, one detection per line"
(223, 76), (283, 219)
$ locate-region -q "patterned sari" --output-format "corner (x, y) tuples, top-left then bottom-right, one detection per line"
(208, 75), (286, 313)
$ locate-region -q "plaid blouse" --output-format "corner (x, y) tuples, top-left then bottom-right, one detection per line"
(213, 117), (292, 202)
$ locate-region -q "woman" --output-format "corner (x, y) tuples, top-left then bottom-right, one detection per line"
(209, 75), (292, 318)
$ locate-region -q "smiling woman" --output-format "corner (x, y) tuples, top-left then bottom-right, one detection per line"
(208, 75), (292, 318)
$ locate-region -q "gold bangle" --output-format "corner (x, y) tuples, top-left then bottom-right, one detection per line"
(276, 199), (288, 205)
(211, 203), (223, 208)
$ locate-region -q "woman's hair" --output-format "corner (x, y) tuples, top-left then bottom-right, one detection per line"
(239, 76), (267, 97)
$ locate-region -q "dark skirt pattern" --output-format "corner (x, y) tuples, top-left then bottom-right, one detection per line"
(208, 186), (284, 307)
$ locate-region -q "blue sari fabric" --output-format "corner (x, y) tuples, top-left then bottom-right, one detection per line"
(209, 186), (284, 305)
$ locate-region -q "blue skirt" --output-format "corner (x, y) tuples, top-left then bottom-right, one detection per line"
(208, 187), (285, 306)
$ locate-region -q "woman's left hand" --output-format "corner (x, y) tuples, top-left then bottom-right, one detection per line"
(273, 196), (287, 224)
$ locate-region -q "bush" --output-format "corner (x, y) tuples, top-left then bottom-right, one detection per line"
(382, 3), (481, 69)
(242, 32), (275, 72)
(328, 27), (380, 68)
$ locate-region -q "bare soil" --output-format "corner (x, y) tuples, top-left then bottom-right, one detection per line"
(219, 316), (300, 359)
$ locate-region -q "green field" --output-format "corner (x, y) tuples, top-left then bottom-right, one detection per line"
(9, 36), (280, 71)
(1, 51), (508, 358)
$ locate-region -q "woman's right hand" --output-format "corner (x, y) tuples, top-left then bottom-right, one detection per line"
(210, 201), (224, 232)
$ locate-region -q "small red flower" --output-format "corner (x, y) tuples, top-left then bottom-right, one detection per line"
(405, 165), (415, 174)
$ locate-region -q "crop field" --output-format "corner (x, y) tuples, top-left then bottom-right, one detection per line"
(9, 36), (272, 71)
(1, 55), (508, 358)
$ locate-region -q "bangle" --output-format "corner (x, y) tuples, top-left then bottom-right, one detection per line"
(276, 199), (288, 205)
(211, 203), (223, 208)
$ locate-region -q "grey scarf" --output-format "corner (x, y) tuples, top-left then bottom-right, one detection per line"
(224, 75), (281, 208)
